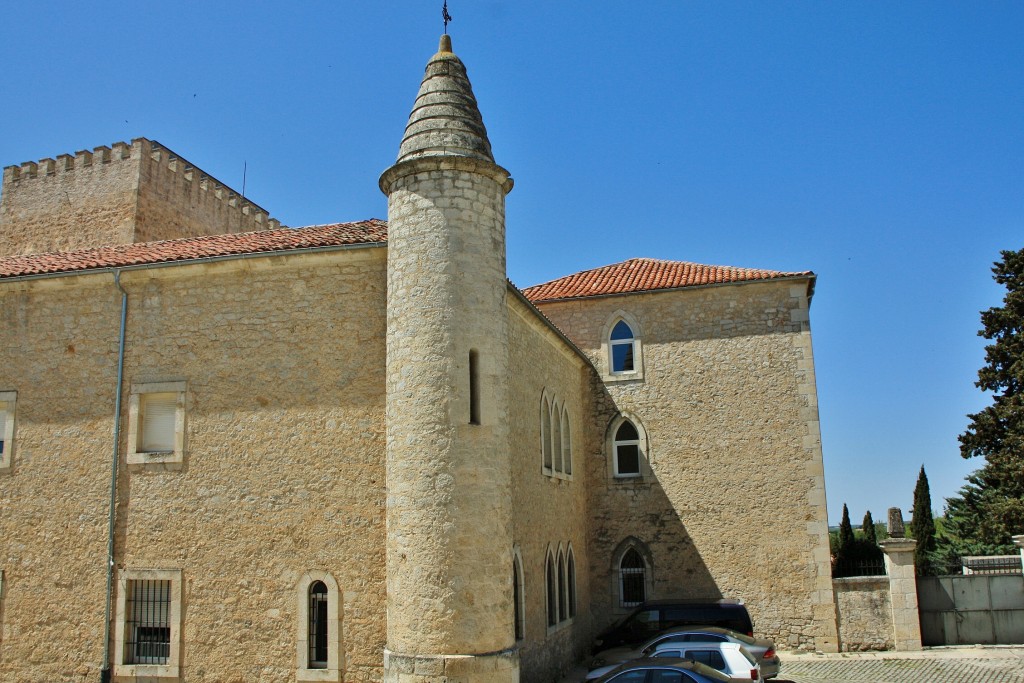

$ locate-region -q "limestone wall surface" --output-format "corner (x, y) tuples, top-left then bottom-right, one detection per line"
(0, 247), (388, 682)
(535, 280), (838, 652)
(832, 577), (894, 651)
(507, 293), (594, 683)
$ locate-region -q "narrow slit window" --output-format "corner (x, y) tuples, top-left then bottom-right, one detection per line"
(469, 350), (480, 425)
(308, 581), (328, 669)
(557, 550), (567, 622)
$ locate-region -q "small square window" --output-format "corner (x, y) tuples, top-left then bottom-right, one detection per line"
(127, 382), (186, 470)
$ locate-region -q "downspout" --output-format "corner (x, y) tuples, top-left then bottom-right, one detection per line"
(100, 269), (128, 683)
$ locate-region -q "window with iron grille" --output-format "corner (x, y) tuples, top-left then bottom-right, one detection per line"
(308, 581), (328, 669)
(620, 548), (647, 607)
(125, 579), (171, 665)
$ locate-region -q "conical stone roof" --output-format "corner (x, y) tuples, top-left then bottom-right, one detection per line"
(395, 35), (494, 164)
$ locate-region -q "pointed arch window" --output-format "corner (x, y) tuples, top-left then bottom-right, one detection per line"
(552, 400), (563, 474)
(513, 551), (525, 641)
(546, 552), (558, 627)
(566, 547), (577, 619)
(541, 396), (553, 471)
(613, 420), (642, 477)
(561, 407), (572, 475)
(619, 548), (647, 607)
(609, 320), (636, 373)
(557, 549), (568, 621)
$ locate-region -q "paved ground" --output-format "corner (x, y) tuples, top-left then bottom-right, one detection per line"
(777, 647), (1024, 683)
(562, 647), (1024, 683)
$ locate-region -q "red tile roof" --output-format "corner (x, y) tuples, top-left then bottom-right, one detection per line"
(0, 220), (388, 278)
(521, 257), (812, 303)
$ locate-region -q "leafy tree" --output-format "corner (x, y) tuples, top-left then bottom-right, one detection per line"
(861, 510), (877, 546)
(910, 466), (937, 575)
(946, 248), (1024, 555)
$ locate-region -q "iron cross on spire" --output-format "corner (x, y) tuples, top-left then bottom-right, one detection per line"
(442, 1), (452, 34)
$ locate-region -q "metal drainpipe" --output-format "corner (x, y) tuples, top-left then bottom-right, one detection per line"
(100, 269), (128, 683)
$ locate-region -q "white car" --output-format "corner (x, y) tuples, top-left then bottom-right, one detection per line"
(587, 641), (763, 683)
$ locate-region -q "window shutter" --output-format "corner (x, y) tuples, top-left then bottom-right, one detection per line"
(141, 393), (177, 452)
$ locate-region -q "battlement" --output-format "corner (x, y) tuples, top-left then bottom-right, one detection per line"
(3, 138), (281, 231)
(1, 137), (284, 257)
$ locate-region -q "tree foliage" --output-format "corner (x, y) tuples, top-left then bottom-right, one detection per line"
(831, 504), (883, 577)
(944, 248), (1024, 557)
(910, 466), (937, 575)
(861, 510), (877, 546)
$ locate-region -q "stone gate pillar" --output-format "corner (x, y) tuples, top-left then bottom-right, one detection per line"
(879, 507), (922, 651)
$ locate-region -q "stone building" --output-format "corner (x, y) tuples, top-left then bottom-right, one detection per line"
(0, 35), (837, 683)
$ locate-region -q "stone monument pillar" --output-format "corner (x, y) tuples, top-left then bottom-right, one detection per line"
(379, 35), (518, 683)
(879, 508), (922, 651)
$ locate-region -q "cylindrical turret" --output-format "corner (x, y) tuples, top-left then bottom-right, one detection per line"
(379, 35), (518, 682)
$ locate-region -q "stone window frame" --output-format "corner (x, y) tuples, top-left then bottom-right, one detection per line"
(0, 390), (17, 472)
(607, 413), (652, 482)
(601, 310), (645, 383)
(546, 542), (575, 635)
(512, 546), (526, 642)
(296, 570), (343, 682)
(113, 568), (182, 681)
(540, 389), (573, 481)
(611, 538), (654, 613)
(126, 381), (187, 470)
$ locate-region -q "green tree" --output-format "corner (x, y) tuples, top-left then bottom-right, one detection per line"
(861, 510), (877, 546)
(910, 466), (937, 575)
(838, 504), (855, 554)
(946, 248), (1024, 555)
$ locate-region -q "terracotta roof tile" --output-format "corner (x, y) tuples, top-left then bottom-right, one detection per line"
(0, 220), (388, 279)
(522, 257), (812, 303)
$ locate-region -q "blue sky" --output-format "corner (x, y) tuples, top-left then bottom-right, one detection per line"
(2, 2), (1021, 525)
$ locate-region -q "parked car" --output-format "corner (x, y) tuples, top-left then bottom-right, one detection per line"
(593, 599), (754, 652)
(590, 657), (734, 683)
(591, 626), (780, 680)
(587, 642), (763, 682)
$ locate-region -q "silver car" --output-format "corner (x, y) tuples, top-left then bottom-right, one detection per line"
(590, 626), (780, 680)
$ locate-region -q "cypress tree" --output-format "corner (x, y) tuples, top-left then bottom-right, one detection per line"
(911, 466), (937, 575)
(838, 504), (855, 556)
(862, 510), (877, 546)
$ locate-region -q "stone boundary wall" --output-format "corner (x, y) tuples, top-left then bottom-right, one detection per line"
(833, 576), (894, 651)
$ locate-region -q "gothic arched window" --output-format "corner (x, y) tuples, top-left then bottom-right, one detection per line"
(609, 320), (637, 374)
(613, 420), (642, 477)
(619, 548), (647, 607)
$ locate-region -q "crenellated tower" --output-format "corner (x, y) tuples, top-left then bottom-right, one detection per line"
(379, 34), (518, 682)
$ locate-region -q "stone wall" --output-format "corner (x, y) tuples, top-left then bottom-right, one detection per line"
(832, 577), (894, 651)
(0, 139), (279, 258)
(535, 279), (839, 652)
(0, 247), (388, 682)
(508, 292), (594, 682)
